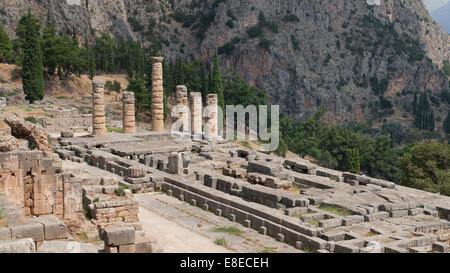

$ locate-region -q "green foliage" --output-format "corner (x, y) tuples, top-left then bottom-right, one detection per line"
(15, 13), (44, 103)
(82, 207), (92, 220)
(280, 111), (403, 183)
(211, 226), (244, 235)
(317, 205), (352, 216)
(218, 37), (240, 55)
(283, 14), (300, 23)
(41, 22), (84, 77)
(0, 23), (13, 62)
(444, 110), (450, 134)
(399, 140), (450, 196)
(105, 80), (121, 92)
(346, 148), (360, 174)
(370, 76), (389, 96)
(274, 136), (288, 158)
(126, 78), (148, 114)
(24, 116), (36, 124)
(106, 126), (123, 133)
(247, 25), (263, 39)
(211, 53), (225, 113)
(114, 185), (131, 196)
(442, 61), (450, 77)
(413, 92), (435, 131)
(222, 71), (267, 107)
(127, 17), (144, 32)
(214, 237), (227, 246)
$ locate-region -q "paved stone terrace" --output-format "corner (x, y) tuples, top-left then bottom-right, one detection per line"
(55, 133), (450, 253)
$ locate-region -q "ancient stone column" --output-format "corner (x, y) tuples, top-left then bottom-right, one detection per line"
(204, 94), (218, 141)
(176, 85), (189, 134)
(190, 92), (203, 140)
(122, 91), (136, 134)
(92, 80), (106, 136)
(151, 57), (164, 132)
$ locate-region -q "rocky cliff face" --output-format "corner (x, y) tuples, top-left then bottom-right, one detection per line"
(0, 0), (449, 124)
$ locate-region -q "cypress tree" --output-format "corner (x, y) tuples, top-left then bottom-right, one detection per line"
(200, 62), (208, 103)
(16, 13), (44, 103)
(444, 110), (450, 134)
(414, 93), (434, 131)
(346, 148), (361, 174)
(0, 23), (13, 63)
(211, 52), (225, 113)
(413, 92), (418, 115)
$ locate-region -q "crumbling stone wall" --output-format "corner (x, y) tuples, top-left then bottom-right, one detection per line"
(2, 113), (52, 156)
(88, 199), (139, 225)
(39, 108), (91, 133)
(0, 151), (81, 224)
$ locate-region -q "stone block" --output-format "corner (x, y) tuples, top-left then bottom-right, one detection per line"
(0, 238), (36, 253)
(342, 215), (364, 226)
(432, 242), (449, 253)
(318, 218), (343, 229)
(389, 210), (409, 218)
(103, 227), (135, 246)
(118, 243), (136, 253)
(364, 212), (389, 222)
(0, 227), (12, 241)
(39, 216), (68, 240)
(11, 223), (45, 242)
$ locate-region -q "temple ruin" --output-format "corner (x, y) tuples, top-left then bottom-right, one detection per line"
(0, 56), (449, 254)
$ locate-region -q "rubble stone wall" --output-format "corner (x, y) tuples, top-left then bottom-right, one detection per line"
(0, 151), (81, 223)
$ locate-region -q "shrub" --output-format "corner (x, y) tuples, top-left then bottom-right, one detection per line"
(283, 14), (300, 22)
(226, 20), (234, 29)
(115, 185), (131, 196)
(247, 25), (263, 39)
(24, 116), (36, 124)
(212, 226), (244, 235)
(214, 237), (227, 246)
(105, 80), (121, 92)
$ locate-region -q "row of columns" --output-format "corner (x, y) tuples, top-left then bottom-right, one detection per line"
(91, 56), (219, 140)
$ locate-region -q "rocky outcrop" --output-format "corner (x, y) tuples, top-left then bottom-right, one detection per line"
(0, 0), (448, 124)
(1, 113), (52, 156)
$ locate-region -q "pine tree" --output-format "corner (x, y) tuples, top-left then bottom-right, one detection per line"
(16, 13), (44, 103)
(211, 52), (225, 113)
(0, 23), (12, 63)
(444, 110), (450, 134)
(41, 19), (58, 75)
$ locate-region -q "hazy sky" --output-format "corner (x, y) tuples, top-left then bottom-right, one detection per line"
(424, 0), (449, 11)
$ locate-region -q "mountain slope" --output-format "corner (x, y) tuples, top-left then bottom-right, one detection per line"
(431, 1), (450, 33)
(0, 0), (449, 126)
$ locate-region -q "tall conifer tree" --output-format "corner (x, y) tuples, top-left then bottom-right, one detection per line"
(16, 13), (44, 103)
